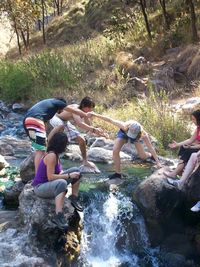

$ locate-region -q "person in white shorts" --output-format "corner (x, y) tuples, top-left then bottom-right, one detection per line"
(50, 96), (107, 169)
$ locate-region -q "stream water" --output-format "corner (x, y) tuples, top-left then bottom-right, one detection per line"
(78, 189), (160, 267)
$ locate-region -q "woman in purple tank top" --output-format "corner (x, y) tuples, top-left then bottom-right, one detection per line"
(32, 132), (82, 230)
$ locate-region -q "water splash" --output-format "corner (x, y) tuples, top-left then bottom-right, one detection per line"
(80, 191), (160, 267)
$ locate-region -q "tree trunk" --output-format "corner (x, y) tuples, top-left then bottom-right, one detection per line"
(54, 0), (60, 15)
(60, 0), (63, 14)
(15, 25), (22, 55)
(139, 0), (152, 40)
(187, 0), (198, 42)
(159, 0), (170, 30)
(41, 0), (46, 44)
(7, 0), (22, 54)
(20, 30), (28, 50)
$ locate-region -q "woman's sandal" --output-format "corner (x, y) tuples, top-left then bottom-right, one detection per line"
(167, 178), (181, 189)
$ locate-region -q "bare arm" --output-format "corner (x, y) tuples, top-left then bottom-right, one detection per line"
(169, 129), (197, 148)
(45, 153), (70, 180)
(88, 112), (127, 131)
(64, 106), (87, 118)
(73, 114), (94, 132)
(142, 132), (161, 167)
(45, 153), (80, 180)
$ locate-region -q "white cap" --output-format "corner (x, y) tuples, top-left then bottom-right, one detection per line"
(127, 122), (141, 139)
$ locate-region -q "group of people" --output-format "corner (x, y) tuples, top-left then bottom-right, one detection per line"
(23, 96), (200, 230)
(163, 109), (200, 212)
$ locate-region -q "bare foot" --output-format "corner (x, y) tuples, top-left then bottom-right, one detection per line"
(163, 171), (177, 179)
(83, 160), (96, 169)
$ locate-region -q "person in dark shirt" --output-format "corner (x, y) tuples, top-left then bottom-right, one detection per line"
(23, 98), (87, 172)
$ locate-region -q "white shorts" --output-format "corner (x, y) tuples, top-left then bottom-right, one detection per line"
(49, 115), (80, 142)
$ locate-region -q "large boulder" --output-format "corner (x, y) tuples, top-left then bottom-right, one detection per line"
(19, 183), (82, 261)
(133, 168), (183, 245)
(182, 165), (200, 203)
(20, 153), (35, 183)
(88, 147), (131, 163)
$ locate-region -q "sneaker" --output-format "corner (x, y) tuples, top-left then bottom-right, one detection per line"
(52, 212), (68, 231)
(191, 201), (200, 212)
(167, 178), (181, 189)
(69, 195), (84, 212)
(108, 173), (122, 180)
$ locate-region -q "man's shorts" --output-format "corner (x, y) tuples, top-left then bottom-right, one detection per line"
(50, 115), (80, 142)
(23, 117), (46, 151)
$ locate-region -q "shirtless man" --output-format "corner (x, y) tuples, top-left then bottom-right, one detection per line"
(50, 96), (106, 168)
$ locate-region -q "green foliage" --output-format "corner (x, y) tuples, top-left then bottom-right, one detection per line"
(24, 51), (75, 89)
(0, 51), (77, 101)
(135, 89), (191, 151)
(0, 60), (33, 101)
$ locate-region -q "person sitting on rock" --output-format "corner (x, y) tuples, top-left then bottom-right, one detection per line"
(167, 150), (200, 212)
(164, 109), (200, 178)
(32, 130), (83, 231)
(23, 97), (88, 173)
(49, 96), (107, 171)
(88, 112), (162, 179)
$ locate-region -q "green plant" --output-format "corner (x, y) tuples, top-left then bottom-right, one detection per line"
(135, 89), (190, 151)
(0, 61), (34, 101)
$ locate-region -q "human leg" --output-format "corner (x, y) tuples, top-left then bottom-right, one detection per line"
(55, 192), (67, 213)
(34, 179), (68, 229)
(76, 135), (95, 168)
(34, 179), (68, 213)
(180, 152), (199, 183)
(70, 180), (83, 211)
(134, 141), (151, 160)
(62, 169), (83, 211)
(109, 138), (126, 178)
(164, 161), (185, 178)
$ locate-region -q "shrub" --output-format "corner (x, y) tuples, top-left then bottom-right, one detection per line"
(135, 89), (190, 151)
(24, 51), (76, 89)
(0, 61), (33, 101)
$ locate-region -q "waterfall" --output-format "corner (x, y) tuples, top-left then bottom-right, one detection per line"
(79, 190), (160, 267)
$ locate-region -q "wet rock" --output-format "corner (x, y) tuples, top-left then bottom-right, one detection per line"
(182, 164), (200, 203)
(65, 144), (83, 161)
(3, 180), (25, 207)
(88, 147), (131, 163)
(12, 103), (26, 113)
(0, 136), (31, 157)
(20, 153), (35, 183)
(0, 210), (19, 230)
(90, 137), (114, 150)
(19, 183), (82, 262)
(0, 154), (9, 170)
(19, 183), (81, 237)
(181, 97), (200, 114)
(133, 168), (183, 245)
(161, 253), (188, 267)
(79, 164), (101, 173)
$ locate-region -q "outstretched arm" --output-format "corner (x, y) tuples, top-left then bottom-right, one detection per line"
(142, 132), (162, 168)
(88, 112), (127, 131)
(64, 106), (87, 118)
(169, 129), (197, 149)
